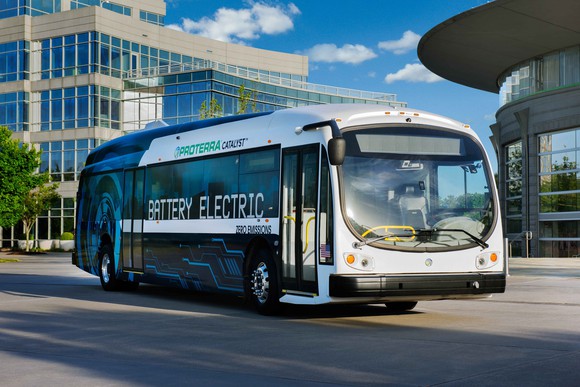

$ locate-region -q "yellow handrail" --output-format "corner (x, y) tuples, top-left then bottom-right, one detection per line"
(361, 225), (416, 242)
(283, 214), (317, 254)
(303, 216), (316, 253)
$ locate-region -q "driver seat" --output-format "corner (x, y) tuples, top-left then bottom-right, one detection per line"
(399, 184), (428, 230)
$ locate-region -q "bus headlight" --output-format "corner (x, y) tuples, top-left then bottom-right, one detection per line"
(344, 253), (375, 271)
(476, 251), (500, 270)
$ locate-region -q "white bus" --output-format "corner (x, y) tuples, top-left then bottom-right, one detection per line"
(73, 104), (506, 314)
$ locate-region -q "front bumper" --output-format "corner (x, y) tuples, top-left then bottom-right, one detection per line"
(329, 273), (506, 298)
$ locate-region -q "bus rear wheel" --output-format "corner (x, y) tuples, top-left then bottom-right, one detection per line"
(248, 250), (281, 315)
(385, 301), (418, 312)
(98, 244), (121, 291)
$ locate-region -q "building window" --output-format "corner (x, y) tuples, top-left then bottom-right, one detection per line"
(0, 91), (29, 132)
(538, 129), (580, 213)
(0, 0), (61, 19)
(539, 220), (580, 257)
(40, 33), (93, 79)
(40, 139), (95, 182)
(71, 0), (131, 16)
(140, 10), (165, 26)
(38, 86), (94, 131)
(505, 141), (523, 234)
(0, 40), (29, 82)
(37, 197), (76, 240)
(96, 86), (122, 129)
(499, 44), (580, 106)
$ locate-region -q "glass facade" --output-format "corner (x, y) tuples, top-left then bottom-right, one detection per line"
(40, 31), (139, 79)
(499, 45), (580, 106)
(36, 85), (121, 131)
(0, 40), (29, 82)
(505, 141), (523, 234)
(0, 0), (60, 19)
(0, 91), (28, 131)
(36, 139), (101, 239)
(37, 197), (75, 240)
(539, 221), (580, 257)
(40, 33), (92, 79)
(537, 128), (580, 257)
(36, 31), (307, 83)
(538, 128), (580, 213)
(71, 1), (131, 16)
(124, 70), (397, 131)
(140, 10), (164, 26)
(39, 139), (99, 183)
(0, 1), (405, 247)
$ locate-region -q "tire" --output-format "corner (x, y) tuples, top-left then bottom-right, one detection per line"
(247, 249), (281, 315)
(385, 301), (418, 312)
(98, 244), (121, 291)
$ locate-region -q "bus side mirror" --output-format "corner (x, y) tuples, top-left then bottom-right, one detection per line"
(328, 138), (346, 166)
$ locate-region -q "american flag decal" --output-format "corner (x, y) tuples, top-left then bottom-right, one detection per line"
(320, 244), (331, 258)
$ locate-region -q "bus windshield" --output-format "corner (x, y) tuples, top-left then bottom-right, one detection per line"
(341, 126), (496, 250)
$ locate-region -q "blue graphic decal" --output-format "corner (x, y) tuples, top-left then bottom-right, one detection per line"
(141, 238), (246, 294)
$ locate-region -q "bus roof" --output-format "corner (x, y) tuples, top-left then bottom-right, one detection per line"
(85, 112), (273, 167)
(84, 104), (472, 169)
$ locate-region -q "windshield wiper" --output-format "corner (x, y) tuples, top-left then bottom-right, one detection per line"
(352, 230), (414, 249)
(353, 228), (489, 249)
(414, 228), (489, 249)
(353, 234), (393, 249)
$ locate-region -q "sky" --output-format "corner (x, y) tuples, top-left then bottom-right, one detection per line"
(163, 0), (499, 169)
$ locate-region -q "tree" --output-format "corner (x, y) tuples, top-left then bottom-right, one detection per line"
(21, 183), (60, 251)
(237, 84), (257, 115)
(0, 126), (47, 228)
(199, 97), (223, 119)
(240, 84), (258, 114)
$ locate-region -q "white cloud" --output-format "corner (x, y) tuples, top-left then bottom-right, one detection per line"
(378, 30), (421, 55)
(171, 2), (300, 44)
(166, 23), (184, 32)
(253, 2), (300, 35)
(384, 63), (444, 84)
(303, 43), (377, 65)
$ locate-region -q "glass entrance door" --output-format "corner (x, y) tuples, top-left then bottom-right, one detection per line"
(281, 146), (319, 295)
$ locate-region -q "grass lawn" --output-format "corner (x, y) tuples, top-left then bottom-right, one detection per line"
(0, 258), (19, 263)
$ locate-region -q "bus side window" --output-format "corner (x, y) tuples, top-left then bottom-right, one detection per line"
(239, 149), (280, 218)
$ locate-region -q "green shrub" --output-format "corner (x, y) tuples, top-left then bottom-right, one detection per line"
(60, 232), (74, 240)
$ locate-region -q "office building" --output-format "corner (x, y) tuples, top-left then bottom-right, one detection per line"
(419, 0), (580, 257)
(0, 0), (404, 246)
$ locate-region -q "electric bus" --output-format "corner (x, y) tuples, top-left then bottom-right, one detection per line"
(73, 104), (506, 314)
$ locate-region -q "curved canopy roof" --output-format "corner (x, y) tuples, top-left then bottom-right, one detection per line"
(418, 0), (580, 93)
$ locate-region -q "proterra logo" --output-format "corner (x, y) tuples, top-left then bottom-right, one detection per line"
(174, 138), (249, 159)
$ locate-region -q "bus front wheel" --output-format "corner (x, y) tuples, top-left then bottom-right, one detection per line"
(248, 250), (281, 315)
(98, 244), (121, 291)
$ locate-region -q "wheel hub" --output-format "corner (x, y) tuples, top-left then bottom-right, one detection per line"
(101, 254), (111, 284)
(251, 262), (269, 304)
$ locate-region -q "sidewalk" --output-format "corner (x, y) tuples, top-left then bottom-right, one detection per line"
(508, 257), (580, 278)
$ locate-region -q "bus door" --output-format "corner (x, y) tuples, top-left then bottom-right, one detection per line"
(122, 168), (145, 272)
(281, 146), (319, 295)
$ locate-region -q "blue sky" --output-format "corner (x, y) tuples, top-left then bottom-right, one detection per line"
(164, 0), (499, 169)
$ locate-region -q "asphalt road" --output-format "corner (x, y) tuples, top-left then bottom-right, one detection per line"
(1, 252), (579, 386)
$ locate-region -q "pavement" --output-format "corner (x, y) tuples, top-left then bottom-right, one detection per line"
(1, 252), (579, 386)
(507, 257), (580, 277)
